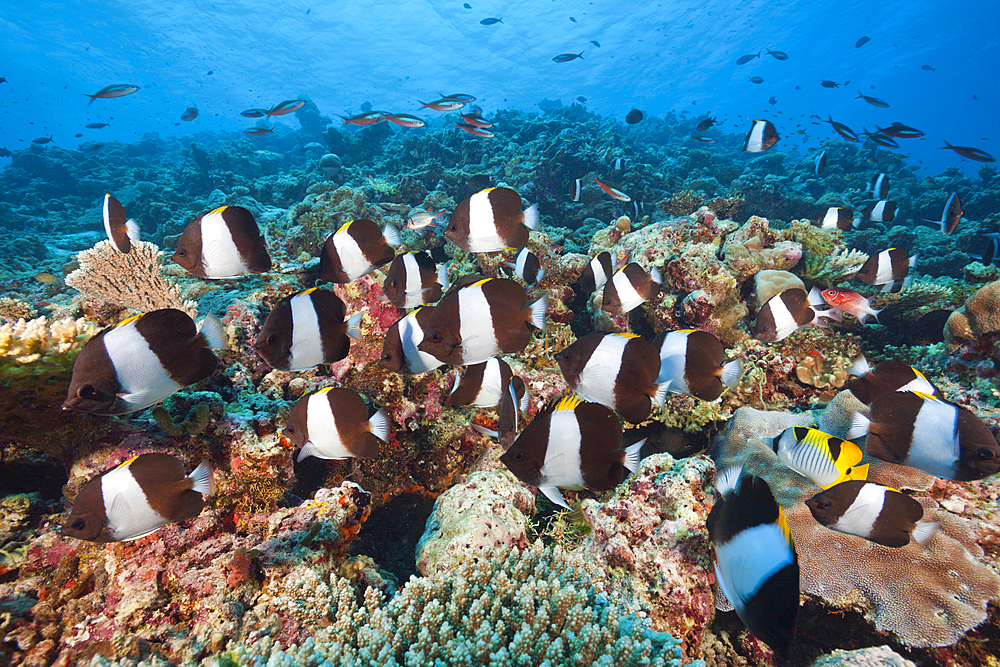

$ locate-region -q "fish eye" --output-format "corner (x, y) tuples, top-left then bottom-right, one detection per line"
(382, 352), (392, 361)
(431, 333), (442, 342)
(285, 426), (295, 434)
(78, 385), (100, 400)
(513, 452), (525, 462)
(266, 333), (277, 346)
(448, 225), (457, 232)
(977, 448), (996, 460)
(70, 518), (85, 530)
(176, 249), (186, 257)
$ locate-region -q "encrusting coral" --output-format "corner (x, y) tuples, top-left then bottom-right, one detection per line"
(65, 240), (197, 318)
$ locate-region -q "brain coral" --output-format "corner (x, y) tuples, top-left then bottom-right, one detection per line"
(945, 278), (1000, 355)
(712, 407), (1000, 648)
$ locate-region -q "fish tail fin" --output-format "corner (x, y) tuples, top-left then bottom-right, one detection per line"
(437, 261), (450, 290)
(941, 140), (953, 149)
(720, 359), (744, 391)
(714, 465), (742, 495)
(345, 312), (364, 340)
(648, 266), (663, 285)
(382, 223), (402, 247)
(522, 203), (540, 231)
(909, 253), (918, 268)
(653, 381), (670, 408)
(198, 313), (229, 350)
(847, 354), (870, 378)
(125, 218), (141, 243)
(806, 285), (825, 306)
(528, 295), (548, 330)
(518, 383), (530, 415)
(535, 268), (546, 282)
(368, 408), (390, 443)
(846, 412), (871, 440)
(912, 521), (940, 547)
(539, 485), (570, 509)
(84, 94), (94, 106)
(623, 439), (645, 474)
(188, 460), (215, 496)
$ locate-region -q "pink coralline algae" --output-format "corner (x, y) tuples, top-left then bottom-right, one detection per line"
(576, 453), (716, 662)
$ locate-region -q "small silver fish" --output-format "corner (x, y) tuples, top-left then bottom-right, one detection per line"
(405, 207), (444, 231)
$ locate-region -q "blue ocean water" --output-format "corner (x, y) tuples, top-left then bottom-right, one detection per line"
(1, 0), (997, 176)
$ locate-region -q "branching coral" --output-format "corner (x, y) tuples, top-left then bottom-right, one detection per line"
(228, 542), (690, 667)
(0, 316), (97, 382)
(810, 248), (869, 285)
(65, 240), (197, 317)
(873, 282), (953, 311)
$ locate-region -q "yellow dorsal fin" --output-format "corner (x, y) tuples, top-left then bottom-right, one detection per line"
(911, 390), (940, 402)
(299, 287), (319, 296)
(117, 313), (145, 328)
(317, 387), (333, 395)
(115, 455), (140, 470)
(611, 332), (640, 339)
(209, 205), (228, 215)
(676, 328), (697, 333)
(336, 220), (353, 234)
(480, 186), (498, 194)
(469, 278), (492, 288)
(555, 395), (583, 411)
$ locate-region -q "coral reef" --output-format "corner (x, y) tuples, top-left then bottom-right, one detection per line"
(945, 279), (1000, 359)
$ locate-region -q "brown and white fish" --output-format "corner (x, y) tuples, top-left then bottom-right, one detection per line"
(855, 248), (915, 285)
(925, 192), (962, 235)
(379, 307), (444, 375)
(861, 200), (898, 223)
(754, 288), (841, 343)
(845, 354), (941, 404)
(742, 119), (780, 152)
(867, 173), (890, 199)
(578, 251), (614, 293)
(62, 453), (213, 542)
(318, 219), (401, 283)
(382, 251), (449, 309)
(505, 247), (544, 284)
(173, 206), (272, 279)
(102, 193), (139, 253)
(418, 278), (547, 366)
(500, 395), (644, 508)
(806, 480), (939, 548)
(64, 309), (228, 416)
(847, 391), (1000, 481)
(602, 262), (662, 314)
(555, 332), (667, 424)
(283, 387), (389, 462)
(254, 288), (362, 371)
(443, 186), (539, 253)
(653, 330), (743, 401)
(811, 206), (858, 231)
(449, 356), (528, 410)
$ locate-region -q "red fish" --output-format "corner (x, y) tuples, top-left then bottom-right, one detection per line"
(383, 113), (425, 128)
(824, 115), (858, 141)
(339, 111), (385, 125)
(820, 288), (882, 324)
(594, 178), (630, 201)
(940, 141), (995, 163)
(267, 99), (306, 116)
(460, 112), (493, 128)
(243, 127), (274, 136)
(456, 122), (494, 138)
(420, 98), (466, 111)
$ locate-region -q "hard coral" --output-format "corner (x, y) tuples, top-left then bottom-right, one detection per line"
(721, 216), (802, 284)
(945, 279), (1000, 356)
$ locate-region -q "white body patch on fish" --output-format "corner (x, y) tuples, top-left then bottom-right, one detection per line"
(768, 296), (801, 340)
(610, 269), (644, 313)
(714, 523), (795, 613)
(333, 225), (370, 281)
(101, 464), (168, 541)
(907, 397), (960, 478)
(104, 322), (182, 409)
(539, 408), (584, 487)
(199, 209), (247, 278)
(456, 283), (501, 364)
(287, 292), (324, 371)
(402, 253), (423, 296)
(827, 483), (884, 537)
(475, 357), (505, 406)
(466, 190), (506, 251)
(572, 334), (630, 406)
(300, 391), (350, 460)
(657, 331), (690, 391)
(400, 311), (443, 374)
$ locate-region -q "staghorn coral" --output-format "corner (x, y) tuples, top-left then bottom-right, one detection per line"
(810, 247), (869, 285)
(873, 281), (953, 311)
(222, 541), (691, 667)
(65, 240), (197, 318)
(713, 407), (1000, 648)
